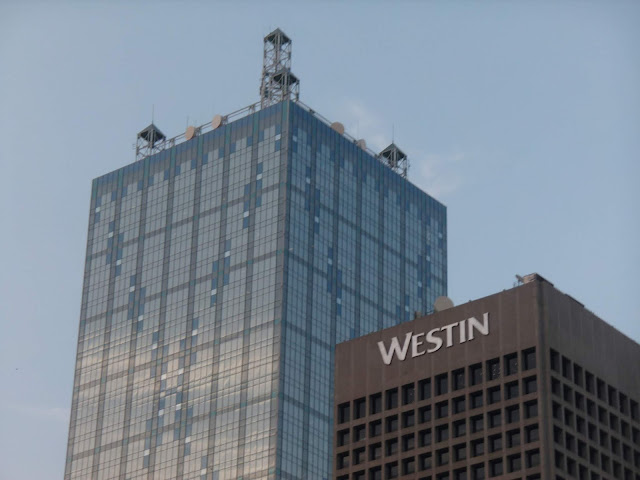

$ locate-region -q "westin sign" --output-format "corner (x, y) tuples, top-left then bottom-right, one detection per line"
(378, 313), (490, 365)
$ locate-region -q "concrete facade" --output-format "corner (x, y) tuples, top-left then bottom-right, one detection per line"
(333, 274), (640, 480)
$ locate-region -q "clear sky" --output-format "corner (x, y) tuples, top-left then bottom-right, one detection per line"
(1, 2), (638, 478)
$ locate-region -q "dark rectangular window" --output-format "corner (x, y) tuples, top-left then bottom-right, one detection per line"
(522, 347), (536, 370)
(419, 428), (432, 447)
(436, 448), (449, 466)
(597, 379), (606, 401)
(506, 381), (519, 399)
(402, 383), (415, 405)
(353, 424), (366, 442)
(488, 409), (501, 428)
(470, 391), (483, 409)
(504, 352), (518, 376)
(370, 393), (382, 415)
(573, 364), (583, 387)
(436, 400), (449, 419)
(454, 467), (467, 480)
(418, 378), (431, 400)
(337, 428), (349, 446)
(585, 371), (595, 393)
(630, 399), (639, 421)
(471, 439), (484, 457)
(337, 451), (349, 469)
(471, 414), (484, 433)
(525, 400), (538, 418)
(402, 433), (414, 452)
(469, 363), (483, 385)
(385, 461), (398, 479)
(369, 442), (382, 460)
(487, 386), (501, 404)
(419, 405), (432, 423)
(506, 405), (520, 423)
(487, 358), (500, 380)
(338, 402), (350, 423)
(508, 453), (521, 472)
(453, 419), (466, 437)
(564, 408), (573, 427)
(386, 438), (398, 456)
(506, 428), (521, 448)
(436, 373), (448, 395)
(489, 434), (502, 453)
(353, 447), (365, 465)
(453, 443), (467, 462)
(386, 415), (398, 433)
(523, 376), (537, 394)
(562, 356), (572, 379)
(526, 448), (540, 468)
(550, 349), (560, 371)
(419, 452), (432, 470)
(402, 456), (415, 475)
(402, 410), (415, 428)
(453, 395), (466, 414)
(354, 397), (366, 419)
(608, 386), (618, 408)
(525, 424), (539, 443)
(490, 458), (503, 477)
(563, 384), (573, 403)
(369, 466), (381, 480)
(453, 368), (465, 390)
(471, 463), (485, 480)
(552, 377), (561, 396)
(386, 388), (398, 409)
(436, 424), (449, 442)
(369, 420), (381, 437)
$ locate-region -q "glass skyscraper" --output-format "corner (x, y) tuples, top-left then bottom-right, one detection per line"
(65, 100), (447, 479)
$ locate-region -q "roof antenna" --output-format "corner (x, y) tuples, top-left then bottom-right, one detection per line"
(152, 104), (155, 124)
(260, 28), (300, 108)
(392, 123), (395, 143)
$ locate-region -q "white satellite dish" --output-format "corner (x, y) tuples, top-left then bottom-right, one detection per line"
(356, 139), (367, 150)
(331, 122), (345, 135)
(434, 296), (455, 313)
(212, 114), (223, 129)
(185, 126), (196, 140)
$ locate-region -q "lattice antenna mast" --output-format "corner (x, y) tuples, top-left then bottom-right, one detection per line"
(260, 28), (300, 108)
(379, 143), (409, 179)
(136, 123), (166, 162)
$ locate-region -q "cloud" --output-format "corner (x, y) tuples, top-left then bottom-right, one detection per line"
(335, 98), (465, 199)
(410, 150), (465, 199)
(338, 99), (389, 152)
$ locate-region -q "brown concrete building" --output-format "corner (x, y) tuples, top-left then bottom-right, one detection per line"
(333, 274), (640, 480)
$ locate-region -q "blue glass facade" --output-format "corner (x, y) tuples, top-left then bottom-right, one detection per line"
(278, 103), (446, 478)
(65, 100), (446, 479)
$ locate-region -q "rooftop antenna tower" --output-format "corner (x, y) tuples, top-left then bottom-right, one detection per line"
(136, 123), (166, 162)
(379, 143), (409, 179)
(260, 28), (300, 108)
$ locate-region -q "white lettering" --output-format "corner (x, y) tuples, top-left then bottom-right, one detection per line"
(440, 322), (458, 347)
(459, 319), (466, 343)
(411, 333), (426, 357)
(468, 313), (490, 340)
(378, 313), (491, 364)
(378, 332), (413, 365)
(426, 328), (443, 353)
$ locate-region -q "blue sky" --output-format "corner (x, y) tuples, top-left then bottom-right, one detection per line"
(1, 2), (639, 478)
